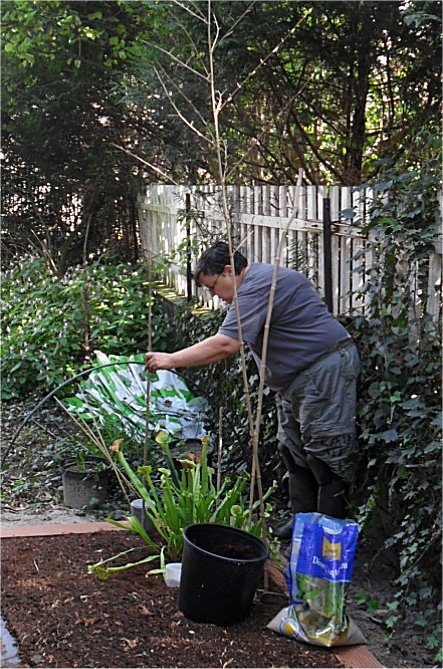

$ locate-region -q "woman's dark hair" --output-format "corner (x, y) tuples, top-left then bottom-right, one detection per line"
(195, 241), (248, 283)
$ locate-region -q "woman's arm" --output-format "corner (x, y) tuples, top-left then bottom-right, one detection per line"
(145, 334), (240, 372)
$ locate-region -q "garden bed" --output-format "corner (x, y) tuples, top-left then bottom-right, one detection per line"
(1, 530), (344, 668)
(1, 399), (439, 669)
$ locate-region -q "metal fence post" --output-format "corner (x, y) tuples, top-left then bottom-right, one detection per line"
(185, 192), (192, 301)
(323, 197), (333, 312)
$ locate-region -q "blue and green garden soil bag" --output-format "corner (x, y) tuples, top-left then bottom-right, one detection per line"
(268, 512), (366, 647)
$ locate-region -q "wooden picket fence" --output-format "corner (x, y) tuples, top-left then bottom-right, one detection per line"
(137, 184), (442, 322)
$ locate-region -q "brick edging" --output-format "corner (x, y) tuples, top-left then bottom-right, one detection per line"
(1, 522), (384, 668)
(0, 520), (121, 538)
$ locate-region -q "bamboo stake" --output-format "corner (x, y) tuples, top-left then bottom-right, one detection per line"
(143, 213), (154, 528)
(253, 169), (304, 479)
(216, 406), (223, 495)
(207, 3), (266, 548)
(54, 397), (134, 505)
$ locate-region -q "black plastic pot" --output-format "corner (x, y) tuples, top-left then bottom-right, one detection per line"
(62, 456), (110, 509)
(178, 523), (269, 626)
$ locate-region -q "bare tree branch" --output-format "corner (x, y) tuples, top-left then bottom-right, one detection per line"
(142, 39), (208, 82)
(165, 7), (210, 79)
(219, 2), (256, 44)
(225, 72), (315, 181)
(171, 0), (208, 25)
(153, 66), (212, 144)
(110, 143), (180, 185)
(220, 7), (313, 111)
(154, 62), (214, 142)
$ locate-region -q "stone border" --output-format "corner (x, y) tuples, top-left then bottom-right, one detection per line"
(1, 522), (384, 668)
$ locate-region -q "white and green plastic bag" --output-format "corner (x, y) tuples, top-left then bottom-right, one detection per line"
(64, 351), (210, 445)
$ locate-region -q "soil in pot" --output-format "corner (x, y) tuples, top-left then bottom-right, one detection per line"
(210, 543), (259, 560)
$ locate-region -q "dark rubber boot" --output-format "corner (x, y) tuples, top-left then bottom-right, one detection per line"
(275, 518), (294, 541)
(306, 454), (349, 519)
(275, 467), (318, 540)
(318, 476), (348, 518)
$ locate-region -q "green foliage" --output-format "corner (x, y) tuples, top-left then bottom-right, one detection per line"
(89, 436), (275, 577)
(355, 588), (380, 613)
(1, 257), (172, 400)
(1, 0), (157, 270)
(348, 131), (441, 627)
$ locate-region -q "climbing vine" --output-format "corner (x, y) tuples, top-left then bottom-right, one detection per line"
(348, 129), (441, 636)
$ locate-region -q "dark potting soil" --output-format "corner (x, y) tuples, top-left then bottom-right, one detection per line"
(1, 531), (343, 669)
(209, 542), (258, 560)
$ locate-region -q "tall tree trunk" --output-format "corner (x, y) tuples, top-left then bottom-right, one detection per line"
(344, 8), (372, 185)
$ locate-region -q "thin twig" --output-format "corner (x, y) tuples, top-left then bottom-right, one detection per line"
(154, 62), (213, 141)
(170, 0), (207, 25)
(219, 2), (256, 44)
(207, 2), (264, 540)
(164, 8), (209, 79)
(53, 397), (134, 505)
(220, 8), (313, 111)
(86, 410), (133, 500)
(225, 77), (315, 180)
(143, 235), (153, 471)
(252, 168), (304, 490)
(153, 67), (212, 144)
(142, 39), (208, 81)
(110, 143), (180, 185)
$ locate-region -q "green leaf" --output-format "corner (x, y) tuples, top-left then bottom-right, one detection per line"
(423, 441), (440, 454)
(381, 428), (398, 442)
(373, 180), (393, 191)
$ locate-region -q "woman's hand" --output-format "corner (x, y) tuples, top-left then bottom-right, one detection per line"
(145, 351), (175, 372)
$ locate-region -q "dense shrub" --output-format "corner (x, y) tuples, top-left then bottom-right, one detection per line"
(1, 258), (173, 400)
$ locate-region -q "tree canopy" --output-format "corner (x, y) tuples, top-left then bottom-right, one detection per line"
(2, 0), (441, 267)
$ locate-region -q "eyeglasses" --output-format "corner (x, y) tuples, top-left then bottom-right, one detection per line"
(206, 274), (222, 295)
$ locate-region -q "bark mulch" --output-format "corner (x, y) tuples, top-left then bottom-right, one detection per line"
(1, 531), (345, 668)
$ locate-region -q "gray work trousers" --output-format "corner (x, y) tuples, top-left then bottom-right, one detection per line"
(275, 340), (360, 482)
